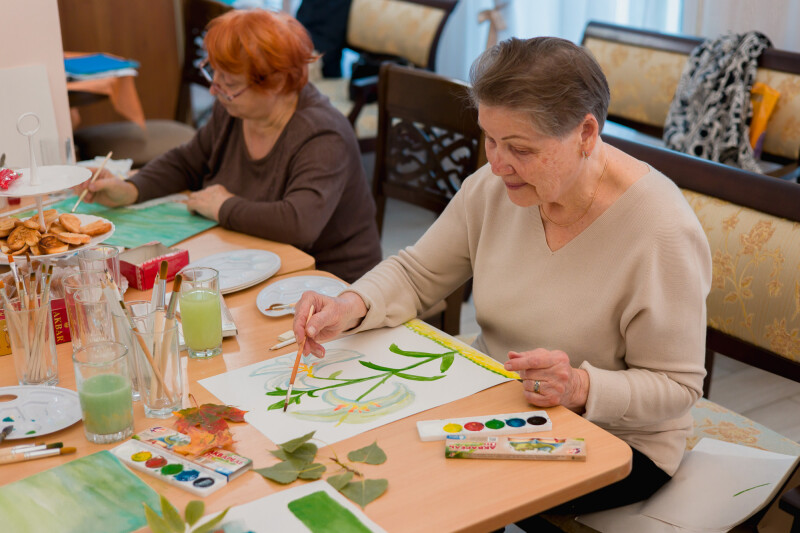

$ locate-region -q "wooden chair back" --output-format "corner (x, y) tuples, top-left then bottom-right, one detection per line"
(373, 63), (484, 335)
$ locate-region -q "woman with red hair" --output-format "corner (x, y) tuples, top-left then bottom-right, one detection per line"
(78, 9), (382, 283)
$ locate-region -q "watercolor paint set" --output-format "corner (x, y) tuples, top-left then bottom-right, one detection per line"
(112, 439), (227, 496)
(416, 410), (552, 441)
(132, 426), (253, 481)
(445, 436), (587, 461)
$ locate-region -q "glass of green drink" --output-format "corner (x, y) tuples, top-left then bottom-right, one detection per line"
(72, 341), (134, 444)
(179, 267), (223, 359)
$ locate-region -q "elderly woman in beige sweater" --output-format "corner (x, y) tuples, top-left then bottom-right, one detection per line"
(292, 37), (712, 515)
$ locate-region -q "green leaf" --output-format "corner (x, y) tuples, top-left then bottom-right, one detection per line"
(340, 478), (389, 508)
(440, 352), (455, 372)
(389, 343), (442, 358)
(143, 503), (172, 533)
(394, 372), (446, 381)
(298, 462), (327, 480)
(191, 508), (229, 533)
(270, 442), (318, 463)
(268, 399), (286, 410)
(327, 471), (354, 490)
(185, 500), (205, 527)
(347, 441), (387, 465)
(328, 370), (342, 379)
(359, 360), (400, 372)
(280, 431), (316, 453)
(254, 459), (306, 484)
(266, 389), (287, 396)
(160, 495), (185, 533)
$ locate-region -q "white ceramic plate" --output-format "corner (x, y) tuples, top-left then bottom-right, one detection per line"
(256, 275), (348, 317)
(0, 386), (82, 440)
(185, 249), (282, 295)
(0, 165), (92, 197)
(0, 213), (115, 265)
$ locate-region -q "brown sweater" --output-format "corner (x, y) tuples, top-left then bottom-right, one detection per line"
(349, 164), (712, 475)
(128, 84), (382, 282)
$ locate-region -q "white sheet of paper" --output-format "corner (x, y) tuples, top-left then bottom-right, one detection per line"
(199, 322), (513, 445)
(577, 438), (799, 533)
(640, 438), (798, 531)
(198, 480), (387, 532)
(0, 64), (59, 168)
(577, 501), (687, 533)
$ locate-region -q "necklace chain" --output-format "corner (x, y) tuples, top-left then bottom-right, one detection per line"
(540, 156), (609, 228)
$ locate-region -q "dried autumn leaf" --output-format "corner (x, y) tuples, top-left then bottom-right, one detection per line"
(171, 403), (247, 456)
(347, 442), (386, 465)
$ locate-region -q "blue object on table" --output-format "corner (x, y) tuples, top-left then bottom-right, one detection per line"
(64, 54), (139, 76)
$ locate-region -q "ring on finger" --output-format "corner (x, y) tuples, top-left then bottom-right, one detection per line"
(533, 380), (541, 394)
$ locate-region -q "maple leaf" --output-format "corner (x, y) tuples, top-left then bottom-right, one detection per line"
(171, 403), (247, 456)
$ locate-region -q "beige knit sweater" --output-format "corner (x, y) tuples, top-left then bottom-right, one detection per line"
(350, 164), (711, 475)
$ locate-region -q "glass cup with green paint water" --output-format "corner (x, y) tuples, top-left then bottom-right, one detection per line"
(72, 341), (134, 444)
(178, 267), (222, 359)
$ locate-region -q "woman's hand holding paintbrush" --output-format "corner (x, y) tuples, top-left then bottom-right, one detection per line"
(291, 291), (368, 359)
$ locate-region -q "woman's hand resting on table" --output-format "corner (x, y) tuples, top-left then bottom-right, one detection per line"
(504, 349), (590, 414)
(185, 184), (234, 222)
(72, 167), (138, 207)
(293, 290), (367, 358)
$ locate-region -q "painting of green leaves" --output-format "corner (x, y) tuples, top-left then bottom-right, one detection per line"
(199, 320), (516, 445)
(0, 451), (160, 533)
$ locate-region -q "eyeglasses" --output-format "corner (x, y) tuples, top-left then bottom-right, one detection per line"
(198, 59), (249, 102)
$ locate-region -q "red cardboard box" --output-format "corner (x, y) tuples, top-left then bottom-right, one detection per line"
(119, 242), (189, 291)
(0, 297), (70, 356)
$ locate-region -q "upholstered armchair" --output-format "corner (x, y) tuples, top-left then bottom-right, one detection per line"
(310, 0), (458, 153)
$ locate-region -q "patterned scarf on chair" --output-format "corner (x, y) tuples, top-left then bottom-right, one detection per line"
(663, 31), (771, 173)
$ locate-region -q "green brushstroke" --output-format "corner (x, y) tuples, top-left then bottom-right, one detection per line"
(21, 197), (217, 248)
(287, 491), (371, 533)
(0, 450), (160, 533)
(733, 483), (770, 497)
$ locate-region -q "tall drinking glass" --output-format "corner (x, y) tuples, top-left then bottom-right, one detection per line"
(78, 245), (122, 289)
(72, 341), (134, 444)
(179, 267), (222, 359)
(129, 309), (183, 418)
(110, 300), (153, 402)
(6, 297), (59, 386)
(64, 270), (108, 350)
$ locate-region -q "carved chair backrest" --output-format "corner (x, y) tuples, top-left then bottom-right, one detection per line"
(373, 63), (484, 235)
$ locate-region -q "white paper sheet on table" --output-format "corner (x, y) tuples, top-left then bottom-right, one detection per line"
(577, 438), (799, 533)
(199, 320), (515, 445)
(197, 481), (386, 532)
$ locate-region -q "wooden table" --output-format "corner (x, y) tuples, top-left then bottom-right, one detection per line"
(1, 267), (631, 532)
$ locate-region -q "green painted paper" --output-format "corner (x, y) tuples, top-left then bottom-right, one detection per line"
(0, 450), (160, 533)
(23, 197), (217, 248)
(288, 490), (372, 533)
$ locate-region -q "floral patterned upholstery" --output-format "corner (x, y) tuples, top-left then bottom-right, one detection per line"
(682, 189), (800, 362)
(684, 188), (800, 454)
(584, 37), (687, 129)
(584, 36), (800, 161)
(346, 0), (446, 68)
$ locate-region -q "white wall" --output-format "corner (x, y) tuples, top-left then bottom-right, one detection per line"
(683, 0), (800, 52)
(0, 0), (72, 167)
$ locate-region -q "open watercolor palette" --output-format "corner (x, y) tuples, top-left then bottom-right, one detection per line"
(0, 386), (82, 440)
(416, 410), (552, 441)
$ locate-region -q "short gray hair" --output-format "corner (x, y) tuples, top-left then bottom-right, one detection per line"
(469, 37), (610, 138)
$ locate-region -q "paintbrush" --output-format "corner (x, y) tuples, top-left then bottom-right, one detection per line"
(0, 425), (12, 443)
(0, 446), (76, 464)
(71, 150), (112, 212)
(0, 442), (62, 456)
(284, 304), (315, 412)
(6, 255), (24, 304)
(118, 300), (170, 396)
(155, 274), (182, 401)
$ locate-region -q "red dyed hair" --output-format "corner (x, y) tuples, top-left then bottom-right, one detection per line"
(204, 9), (316, 94)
